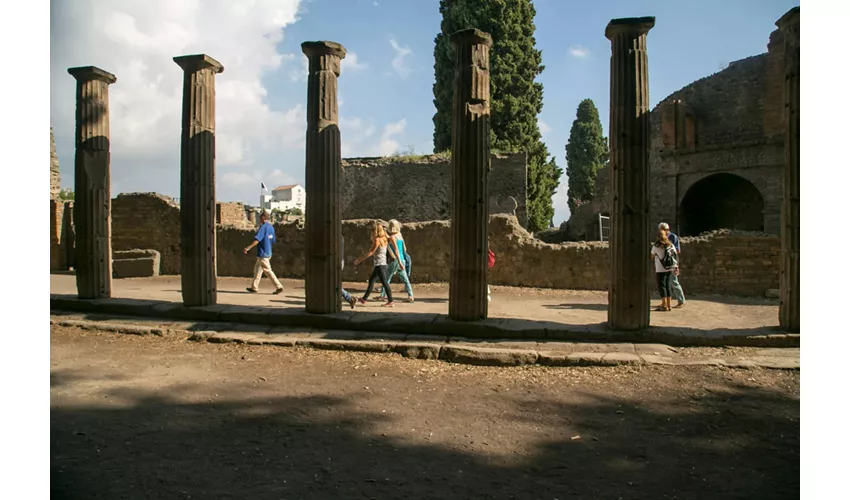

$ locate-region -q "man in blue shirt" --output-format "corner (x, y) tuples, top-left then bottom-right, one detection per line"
(243, 212), (284, 294)
(658, 222), (686, 308)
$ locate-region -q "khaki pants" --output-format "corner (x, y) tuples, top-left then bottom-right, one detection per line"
(251, 257), (282, 290)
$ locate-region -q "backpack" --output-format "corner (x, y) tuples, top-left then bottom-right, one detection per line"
(488, 249), (496, 269)
(659, 244), (677, 269)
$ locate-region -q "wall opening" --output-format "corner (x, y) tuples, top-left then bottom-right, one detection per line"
(679, 173), (764, 236)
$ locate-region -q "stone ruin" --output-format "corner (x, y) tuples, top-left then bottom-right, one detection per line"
(340, 152), (528, 228)
(564, 18), (790, 241)
(52, 7), (800, 332)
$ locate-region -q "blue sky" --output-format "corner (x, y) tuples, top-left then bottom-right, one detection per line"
(51, 0), (800, 225)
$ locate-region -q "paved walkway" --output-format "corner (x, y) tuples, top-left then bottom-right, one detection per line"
(50, 312), (800, 369)
(51, 274), (781, 332)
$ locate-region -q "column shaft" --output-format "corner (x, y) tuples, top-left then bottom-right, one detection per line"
(449, 29), (492, 322)
(778, 8), (800, 333)
(605, 17), (655, 331)
(302, 41), (346, 314)
(68, 66), (116, 300)
(174, 54), (224, 307)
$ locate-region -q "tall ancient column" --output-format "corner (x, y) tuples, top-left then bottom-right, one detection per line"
(605, 17), (655, 331)
(68, 66), (116, 300)
(449, 29), (492, 322)
(777, 7), (800, 333)
(174, 54), (224, 307)
(302, 41), (346, 314)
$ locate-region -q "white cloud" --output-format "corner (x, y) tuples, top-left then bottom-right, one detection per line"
(341, 52), (367, 72)
(224, 168), (297, 192)
(568, 45), (590, 58)
(289, 54), (309, 82)
(388, 37), (412, 78)
(50, 0), (305, 203)
(375, 118), (407, 156)
(538, 118), (551, 134)
(339, 117), (407, 157)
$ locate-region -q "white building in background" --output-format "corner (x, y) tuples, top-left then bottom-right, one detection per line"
(261, 184), (305, 213)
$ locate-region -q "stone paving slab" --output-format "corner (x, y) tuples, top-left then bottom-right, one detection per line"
(50, 312), (800, 370)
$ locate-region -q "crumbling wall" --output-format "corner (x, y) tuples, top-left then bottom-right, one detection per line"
(103, 196), (779, 296)
(649, 30), (785, 235)
(50, 127), (60, 200)
(341, 152), (528, 227)
(112, 193), (182, 274)
(216, 202), (250, 228)
(564, 27), (785, 239)
(50, 199), (74, 271)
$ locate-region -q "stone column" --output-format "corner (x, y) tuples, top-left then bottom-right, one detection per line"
(777, 7), (800, 333)
(174, 54), (224, 307)
(302, 41), (346, 314)
(449, 29), (492, 322)
(605, 17), (655, 331)
(68, 66), (116, 300)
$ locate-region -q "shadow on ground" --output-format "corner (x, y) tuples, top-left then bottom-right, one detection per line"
(51, 370), (799, 499)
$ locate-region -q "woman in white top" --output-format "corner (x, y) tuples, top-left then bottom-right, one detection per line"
(650, 228), (678, 312)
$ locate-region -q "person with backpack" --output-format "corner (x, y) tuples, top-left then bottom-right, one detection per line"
(650, 227), (678, 312)
(658, 222), (686, 308)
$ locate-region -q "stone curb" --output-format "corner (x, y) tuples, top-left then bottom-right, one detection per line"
(51, 317), (800, 370)
(49, 295), (800, 348)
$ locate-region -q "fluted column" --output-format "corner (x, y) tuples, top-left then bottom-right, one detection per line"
(68, 66), (116, 300)
(605, 17), (655, 331)
(777, 7), (800, 333)
(449, 29), (492, 322)
(174, 54), (224, 307)
(302, 41), (346, 314)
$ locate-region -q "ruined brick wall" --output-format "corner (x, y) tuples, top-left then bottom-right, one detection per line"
(50, 199), (74, 271)
(216, 216), (779, 296)
(341, 152), (528, 227)
(50, 127), (60, 199)
(649, 29), (785, 235)
(104, 197), (778, 296)
(216, 202), (250, 227)
(112, 193), (182, 274)
(565, 28), (786, 240)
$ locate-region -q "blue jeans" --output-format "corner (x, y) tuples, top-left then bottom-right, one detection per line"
(341, 288), (352, 302)
(671, 272), (685, 303)
(379, 259), (413, 298)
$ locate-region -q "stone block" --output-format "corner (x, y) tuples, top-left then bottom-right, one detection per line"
(113, 256), (160, 279)
(439, 345), (538, 366)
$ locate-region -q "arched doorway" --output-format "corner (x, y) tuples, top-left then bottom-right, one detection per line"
(679, 173), (764, 236)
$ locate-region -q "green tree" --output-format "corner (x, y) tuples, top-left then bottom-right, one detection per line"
(564, 98), (608, 214)
(58, 188), (75, 201)
(432, 0), (561, 231)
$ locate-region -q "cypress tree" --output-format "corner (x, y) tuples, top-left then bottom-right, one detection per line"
(432, 0), (561, 232)
(565, 98), (608, 214)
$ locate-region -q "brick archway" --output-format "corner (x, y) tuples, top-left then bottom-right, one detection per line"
(679, 173), (764, 236)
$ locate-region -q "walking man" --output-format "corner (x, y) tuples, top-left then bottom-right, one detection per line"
(658, 222), (686, 308)
(244, 211), (284, 294)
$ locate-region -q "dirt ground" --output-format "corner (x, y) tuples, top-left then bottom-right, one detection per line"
(51, 326), (800, 500)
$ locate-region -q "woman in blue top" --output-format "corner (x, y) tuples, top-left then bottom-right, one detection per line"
(378, 219), (414, 303)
